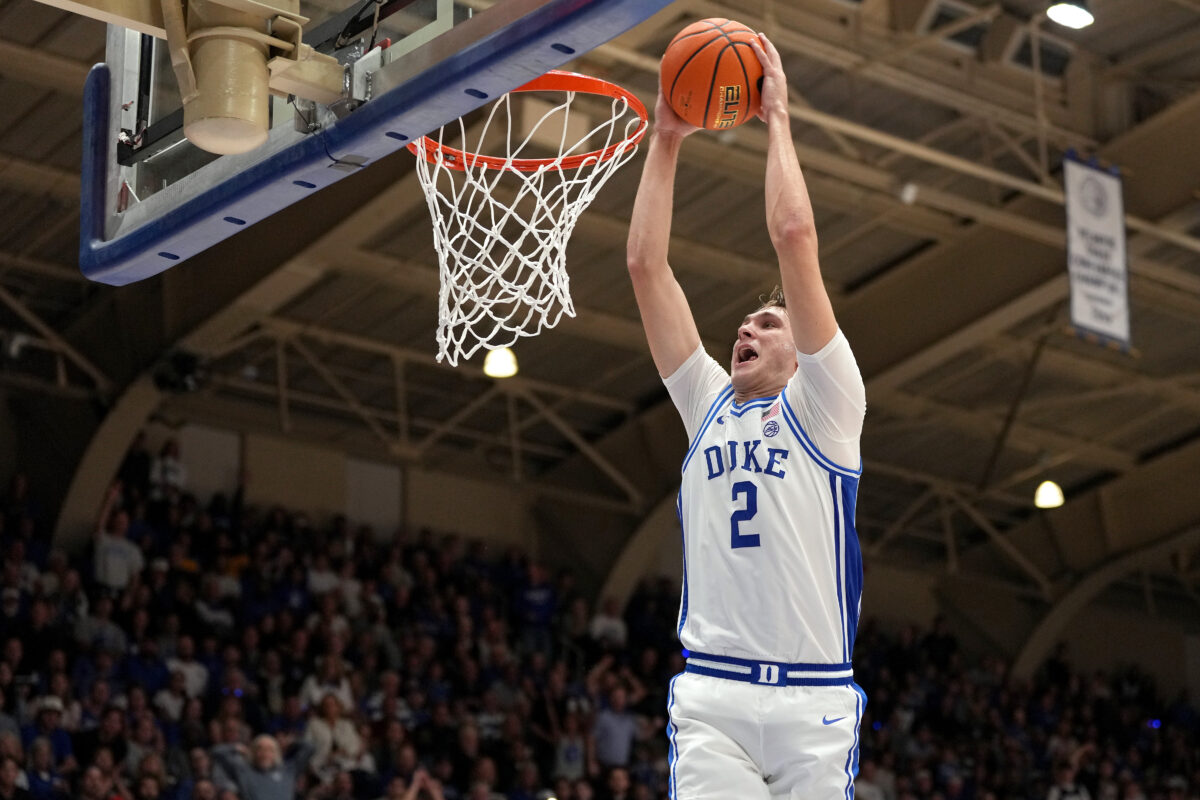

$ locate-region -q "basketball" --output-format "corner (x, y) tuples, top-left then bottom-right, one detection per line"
(660, 18), (763, 130)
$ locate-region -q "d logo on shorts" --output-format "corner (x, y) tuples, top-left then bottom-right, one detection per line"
(756, 664), (781, 685)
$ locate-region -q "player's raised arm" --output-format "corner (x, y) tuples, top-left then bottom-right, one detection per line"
(625, 92), (704, 378)
(751, 34), (838, 355)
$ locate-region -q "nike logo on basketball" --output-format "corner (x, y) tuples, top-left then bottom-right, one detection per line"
(822, 715), (845, 725)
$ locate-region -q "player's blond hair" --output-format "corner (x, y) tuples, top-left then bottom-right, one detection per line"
(758, 285), (787, 310)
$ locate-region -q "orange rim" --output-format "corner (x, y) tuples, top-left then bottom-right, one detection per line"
(406, 70), (649, 172)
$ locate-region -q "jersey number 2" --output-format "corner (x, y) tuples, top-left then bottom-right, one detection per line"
(730, 481), (761, 549)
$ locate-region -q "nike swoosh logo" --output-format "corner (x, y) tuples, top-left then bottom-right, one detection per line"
(716, 416), (725, 424)
(822, 715), (846, 725)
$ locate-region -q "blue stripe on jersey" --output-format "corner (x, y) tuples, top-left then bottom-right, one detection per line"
(728, 397), (773, 417)
(666, 674), (681, 799)
(841, 476), (863, 654)
(779, 392), (861, 478)
(676, 492), (689, 637)
(681, 385), (734, 473)
(831, 473), (847, 662)
(843, 686), (865, 800)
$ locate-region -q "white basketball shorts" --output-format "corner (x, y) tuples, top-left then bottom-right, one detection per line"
(665, 665), (865, 799)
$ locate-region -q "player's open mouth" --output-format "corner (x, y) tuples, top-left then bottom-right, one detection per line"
(736, 344), (758, 364)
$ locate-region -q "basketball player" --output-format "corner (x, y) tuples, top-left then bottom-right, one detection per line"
(625, 33), (867, 799)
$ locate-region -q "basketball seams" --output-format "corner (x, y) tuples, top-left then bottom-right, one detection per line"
(666, 36), (729, 115)
(705, 41), (756, 128)
(727, 42), (756, 123)
(701, 42), (725, 131)
(662, 18), (762, 130)
(668, 18), (731, 44)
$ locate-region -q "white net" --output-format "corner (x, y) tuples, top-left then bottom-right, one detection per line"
(410, 72), (646, 366)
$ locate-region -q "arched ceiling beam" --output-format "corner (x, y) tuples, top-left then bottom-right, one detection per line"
(0, 39), (89, 95)
(1011, 524), (1200, 678)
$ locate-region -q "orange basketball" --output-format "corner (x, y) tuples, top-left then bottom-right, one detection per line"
(660, 18), (763, 131)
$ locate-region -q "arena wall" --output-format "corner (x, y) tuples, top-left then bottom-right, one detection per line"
(405, 467), (533, 549)
(148, 420), (533, 549)
(1061, 604), (1193, 694)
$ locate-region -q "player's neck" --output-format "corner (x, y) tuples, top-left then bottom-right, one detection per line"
(732, 382), (786, 404)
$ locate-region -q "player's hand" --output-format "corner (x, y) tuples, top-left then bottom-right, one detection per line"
(653, 89), (699, 140)
(749, 33), (788, 123)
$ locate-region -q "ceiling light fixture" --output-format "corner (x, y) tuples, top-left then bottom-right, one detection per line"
(483, 347), (518, 379)
(1046, 1), (1094, 29)
(1034, 480), (1065, 509)
(4, 332), (28, 360)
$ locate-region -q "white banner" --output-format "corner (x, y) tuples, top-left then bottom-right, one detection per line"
(1064, 156), (1130, 347)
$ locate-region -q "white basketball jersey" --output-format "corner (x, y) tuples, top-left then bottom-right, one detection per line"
(664, 331), (865, 665)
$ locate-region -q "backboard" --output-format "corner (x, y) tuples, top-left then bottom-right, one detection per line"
(80, 0), (672, 285)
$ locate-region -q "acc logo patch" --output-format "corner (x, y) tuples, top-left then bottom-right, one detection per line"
(763, 420), (780, 438)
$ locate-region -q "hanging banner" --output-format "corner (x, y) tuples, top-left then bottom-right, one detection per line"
(1064, 155), (1130, 348)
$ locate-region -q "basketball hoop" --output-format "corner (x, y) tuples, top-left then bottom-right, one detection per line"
(408, 70), (648, 366)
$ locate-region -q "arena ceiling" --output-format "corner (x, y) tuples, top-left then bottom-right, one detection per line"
(2, 0), (1200, 652)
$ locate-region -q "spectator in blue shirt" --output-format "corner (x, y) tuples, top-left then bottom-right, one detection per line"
(124, 641), (170, 697)
(20, 699), (75, 776)
(517, 564), (556, 658)
(25, 738), (68, 800)
(210, 733), (313, 800)
(589, 686), (637, 775)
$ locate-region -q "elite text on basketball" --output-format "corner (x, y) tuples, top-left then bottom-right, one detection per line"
(714, 85), (741, 128)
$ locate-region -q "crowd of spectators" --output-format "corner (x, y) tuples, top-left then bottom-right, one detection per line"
(0, 435), (1199, 800)
(852, 620), (1200, 800)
